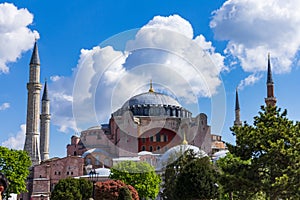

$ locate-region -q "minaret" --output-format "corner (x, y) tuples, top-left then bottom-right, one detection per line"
(265, 53), (277, 107)
(24, 41), (42, 165)
(234, 88), (242, 126)
(40, 80), (50, 161)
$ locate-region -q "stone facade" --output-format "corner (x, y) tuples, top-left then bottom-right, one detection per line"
(67, 88), (213, 168)
(19, 156), (84, 200)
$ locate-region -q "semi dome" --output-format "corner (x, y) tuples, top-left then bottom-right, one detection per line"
(157, 144), (208, 170)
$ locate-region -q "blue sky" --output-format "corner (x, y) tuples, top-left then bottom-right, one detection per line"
(1, 0), (300, 158)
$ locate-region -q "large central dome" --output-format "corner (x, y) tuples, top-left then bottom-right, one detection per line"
(123, 91), (182, 108)
(113, 83), (191, 118)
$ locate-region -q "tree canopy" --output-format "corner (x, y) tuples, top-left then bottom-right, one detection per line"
(51, 177), (92, 200)
(0, 146), (31, 200)
(95, 179), (139, 200)
(218, 106), (300, 200)
(162, 149), (219, 200)
(110, 161), (161, 199)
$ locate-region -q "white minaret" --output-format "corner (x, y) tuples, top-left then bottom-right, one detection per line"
(24, 41), (42, 166)
(40, 80), (50, 161)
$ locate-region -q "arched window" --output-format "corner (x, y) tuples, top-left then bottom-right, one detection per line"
(149, 146), (153, 152)
(141, 146), (146, 151)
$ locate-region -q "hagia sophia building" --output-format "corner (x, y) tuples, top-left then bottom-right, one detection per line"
(20, 41), (276, 200)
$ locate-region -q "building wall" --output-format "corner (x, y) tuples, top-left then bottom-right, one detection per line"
(25, 156), (84, 200)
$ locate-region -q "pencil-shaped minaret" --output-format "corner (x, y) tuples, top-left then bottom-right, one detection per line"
(234, 88), (242, 127)
(24, 41), (42, 165)
(40, 80), (50, 161)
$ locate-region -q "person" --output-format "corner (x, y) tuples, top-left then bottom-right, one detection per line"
(0, 172), (8, 200)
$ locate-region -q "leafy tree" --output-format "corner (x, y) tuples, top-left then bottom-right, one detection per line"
(175, 156), (219, 200)
(162, 149), (219, 200)
(0, 146), (31, 200)
(118, 186), (132, 200)
(94, 179), (138, 200)
(51, 177), (92, 200)
(110, 161), (161, 200)
(218, 106), (300, 200)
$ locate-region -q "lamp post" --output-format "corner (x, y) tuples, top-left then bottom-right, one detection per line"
(173, 165), (180, 176)
(89, 169), (99, 199)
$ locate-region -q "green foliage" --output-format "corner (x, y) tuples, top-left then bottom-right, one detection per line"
(51, 177), (92, 200)
(162, 149), (219, 200)
(118, 187), (132, 200)
(110, 161), (161, 200)
(218, 106), (300, 200)
(0, 146), (31, 199)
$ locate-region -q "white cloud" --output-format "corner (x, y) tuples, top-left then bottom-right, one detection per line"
(238, 73), (263, 90)
(210, 0), (300, 74)
(50, 15), (226, 132)
(1, 124), (26, 150)
(0, 3), (39, 73)
(0, 102), (10, 110)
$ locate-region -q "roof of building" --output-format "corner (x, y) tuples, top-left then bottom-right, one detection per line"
(122, 91), (182, 108)
(42, 81), (49, 101)
(30, 41), (40, 66)
(157, 144), (208, 170)
(267, 53), (273, 84)
(212, 150), (229, 161)
(82, 148), (112, 158)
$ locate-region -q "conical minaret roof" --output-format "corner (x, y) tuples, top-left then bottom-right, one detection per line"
(267, 53), (273, 84)
(42, 80), (49, 101)
(30, 40), (40, 66)
(235, 88), (240, 111)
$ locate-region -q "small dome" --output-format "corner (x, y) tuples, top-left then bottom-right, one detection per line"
(122, 92), (182, 108)
(157, 144), (208, 170)
(95, 167), (111, 177)
(212, 150), (229, 161)
(82, 148), (111, 158)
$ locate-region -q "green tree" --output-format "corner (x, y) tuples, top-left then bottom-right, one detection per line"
(218, 106), (300, 200)
(118, 187), (132, 200)
(0, 146), (31, 200)
(162, 149), (219, 200)
(175, 157), (219, 200)
(51, 177), (92, 200)
(110, 161), (161, 200)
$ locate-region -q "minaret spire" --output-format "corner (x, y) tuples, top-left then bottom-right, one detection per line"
(40, 80), (51, 161)
(24, 40), (42, 165)
(265, 53), (277, 107)
(234, 88), (242, 126)
(30, 39), (40, 66)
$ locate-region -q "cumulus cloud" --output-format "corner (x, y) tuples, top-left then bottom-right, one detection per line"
(50, 15), (226, 132)
(0, 3), (38, 73)
(210, 0), (300, 74)
(238, 73), (263, 90)
(0, 102), (10, 111)
(1, 124), (26, 150)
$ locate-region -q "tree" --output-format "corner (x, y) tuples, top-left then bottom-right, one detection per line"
(118, 186), (132, 200)
(218, 106), (300, 200)
(0, 146), (31, 200)
(175, 157), (219, 200)
(110, 161), (161, 199)
(161, 149), (219, 200)
(51, 177), (92, 200)
(94, 180), (138, 200)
